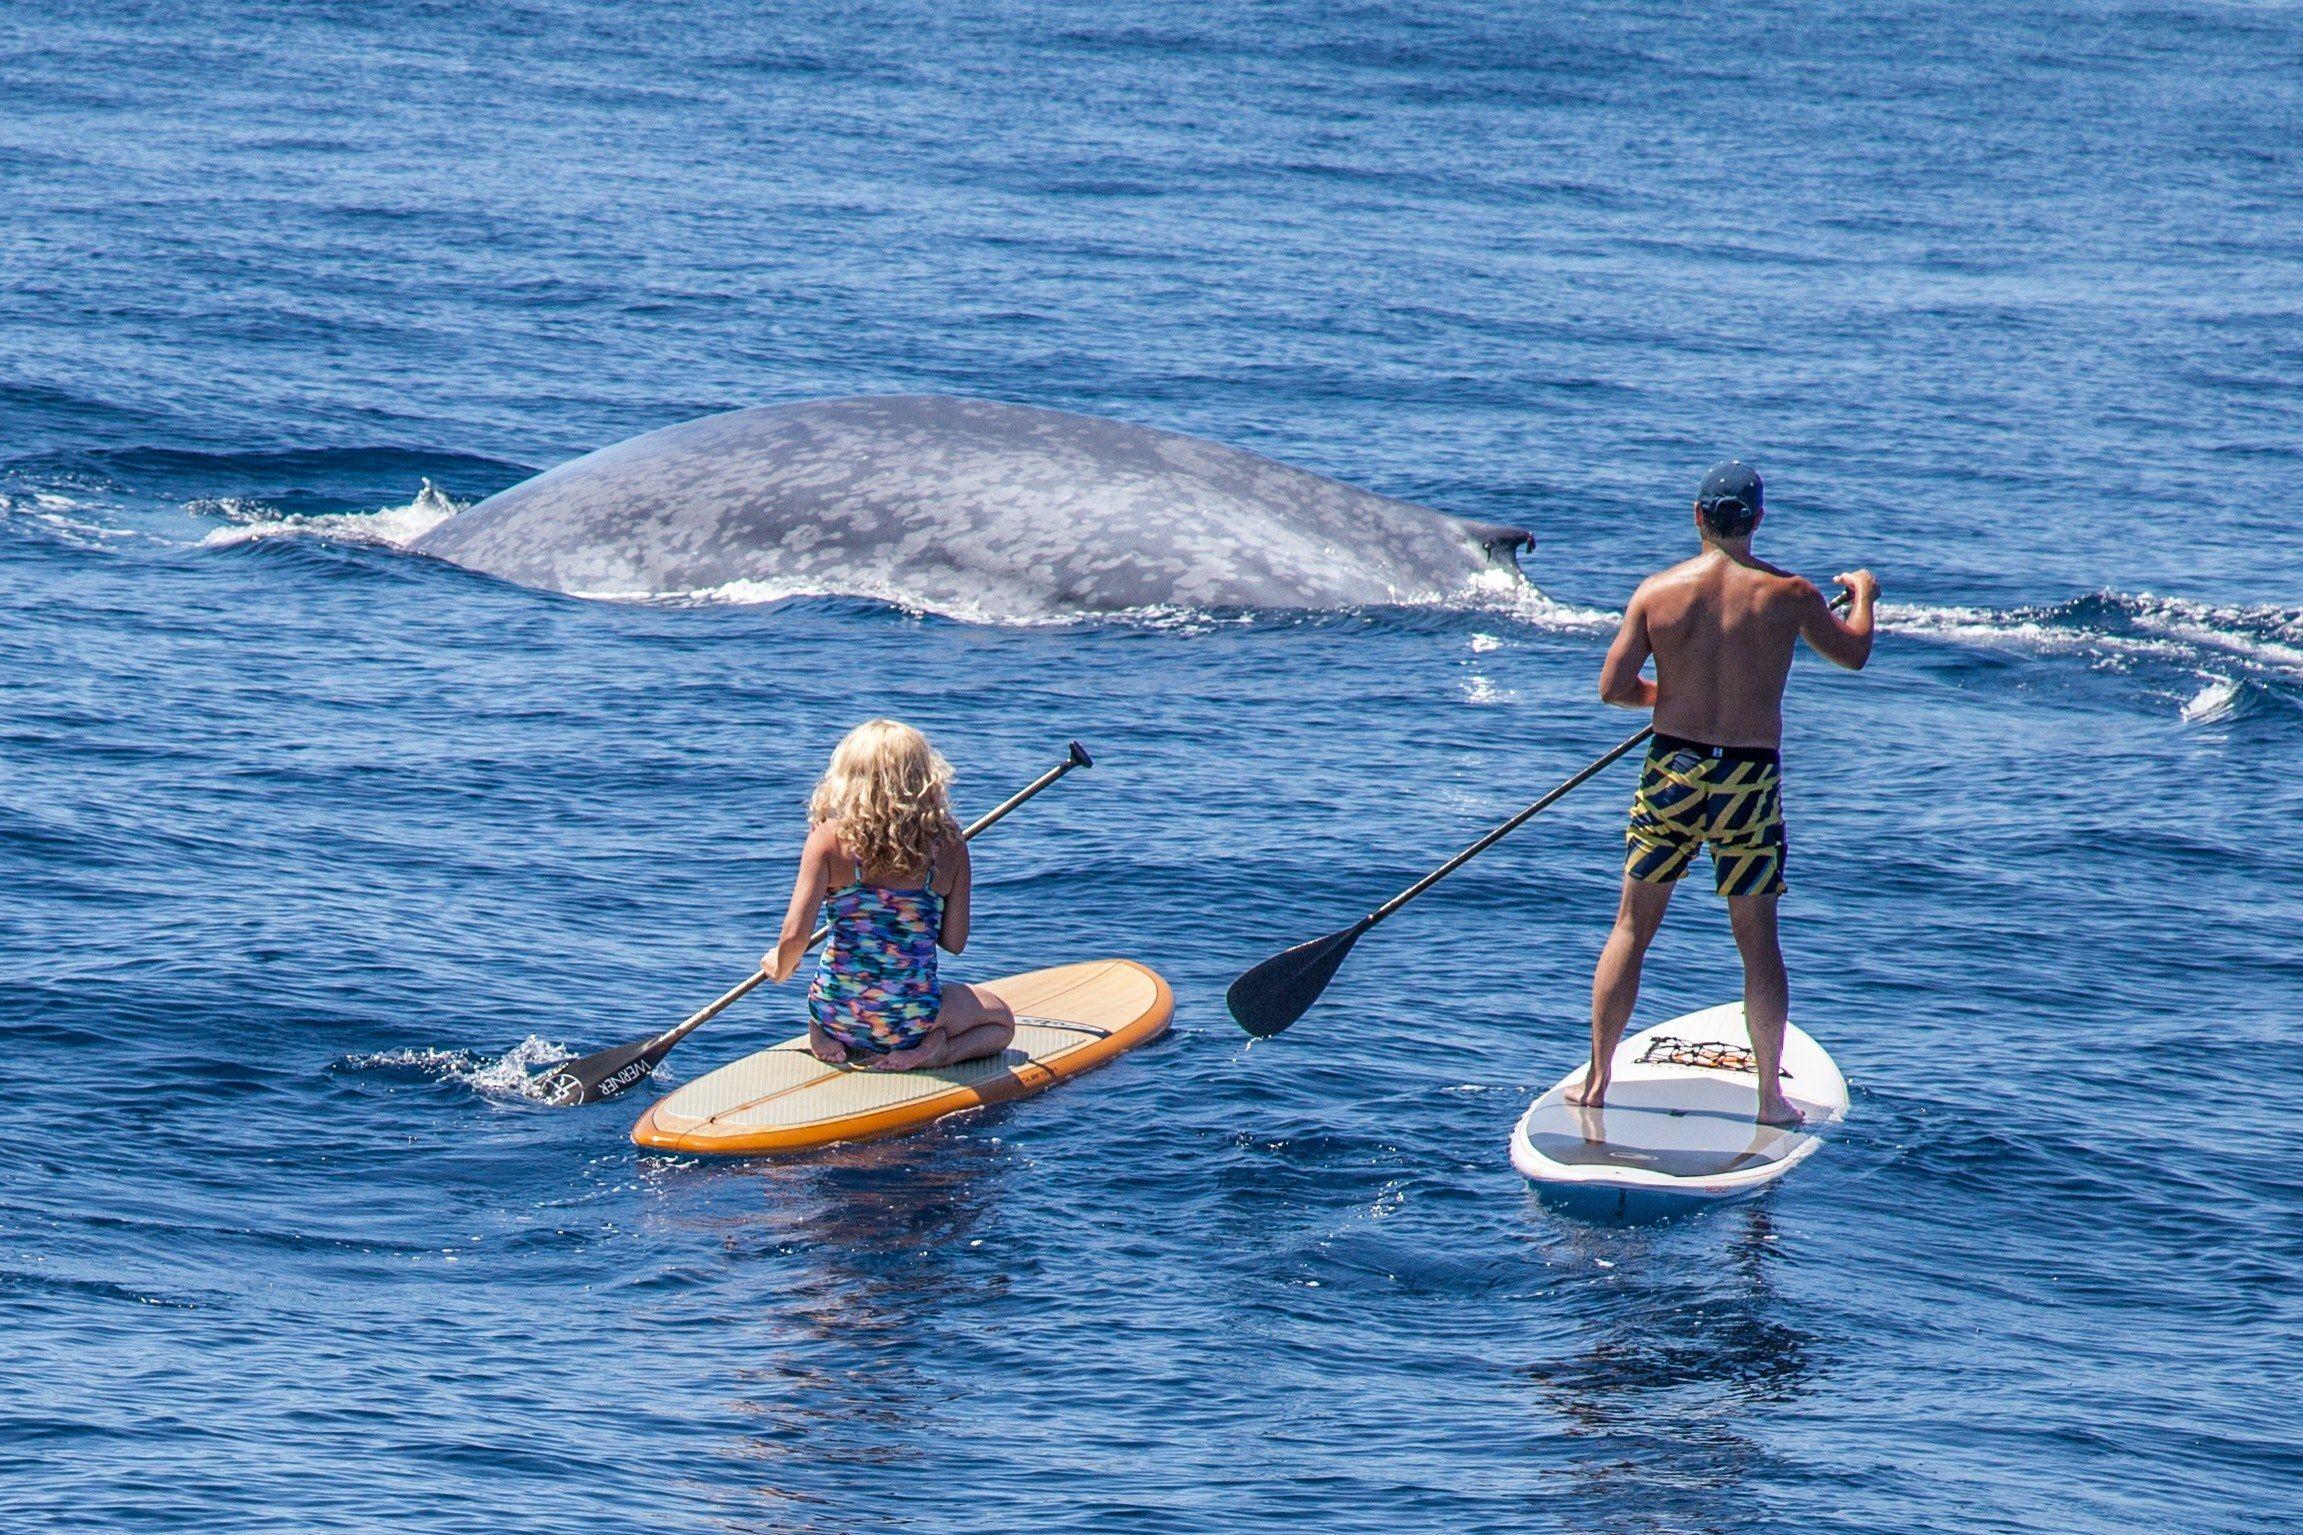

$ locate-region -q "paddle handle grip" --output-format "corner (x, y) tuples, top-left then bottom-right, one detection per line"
(644, 743), (1092, 1054)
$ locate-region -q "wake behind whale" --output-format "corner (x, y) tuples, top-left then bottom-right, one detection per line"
(411, 396), (1533, 617)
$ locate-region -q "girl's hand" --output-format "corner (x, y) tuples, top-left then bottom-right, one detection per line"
(761, 951), (781, 980)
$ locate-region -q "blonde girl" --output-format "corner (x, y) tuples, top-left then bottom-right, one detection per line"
(763, 720), (1016, 1071)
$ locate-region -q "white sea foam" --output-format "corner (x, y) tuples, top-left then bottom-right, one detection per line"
(1878, 601), (2182, 662)
(343, 1034), (574, 1100)
(0, 488), (142, 548)
(199, 479), (462, 550)
(575, 561), (1618, 633)
(567, 570), (1094, 628)
(2120, 593), (2303, 675)
(2179, 675), (2244, 725)
(1454, 566), (1619, 631)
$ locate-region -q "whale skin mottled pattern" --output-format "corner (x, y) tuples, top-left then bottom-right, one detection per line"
(412, 395), (1530, 614)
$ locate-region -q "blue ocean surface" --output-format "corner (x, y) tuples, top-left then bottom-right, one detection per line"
(4, 3), (2300, 1530)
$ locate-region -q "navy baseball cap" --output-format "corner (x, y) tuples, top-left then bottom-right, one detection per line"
(1696, 460), (1763, 535)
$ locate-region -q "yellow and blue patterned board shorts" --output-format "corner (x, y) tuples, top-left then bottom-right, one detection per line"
(1624, 734), (1787, 897)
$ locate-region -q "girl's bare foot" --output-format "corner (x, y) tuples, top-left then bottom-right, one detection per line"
(868, 1041), (937, 1073)
(808, 1023), (848, 1065)
(1564, 1068), (1608, 1108)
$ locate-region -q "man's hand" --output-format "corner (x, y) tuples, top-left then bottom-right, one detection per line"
(1833, 569), (1879, 603)
(1801, 570), (1876, 669)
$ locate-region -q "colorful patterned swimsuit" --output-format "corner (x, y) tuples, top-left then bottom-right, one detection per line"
(807, 850), (945, 1055)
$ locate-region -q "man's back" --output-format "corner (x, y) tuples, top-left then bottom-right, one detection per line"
(1639, 551), (1809, 749)
(1600, 548), (1874, 751)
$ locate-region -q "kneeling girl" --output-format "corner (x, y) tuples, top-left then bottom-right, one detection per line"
(763, 720), (1016, 1072)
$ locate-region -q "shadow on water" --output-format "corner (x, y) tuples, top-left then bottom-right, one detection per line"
(1520, 1204), (1818, 1531)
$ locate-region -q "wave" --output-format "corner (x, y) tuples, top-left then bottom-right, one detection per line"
(2179, 675), (2244, 726)
(1884, 590), (2303, 723)
(1885, 591), (2303, 671)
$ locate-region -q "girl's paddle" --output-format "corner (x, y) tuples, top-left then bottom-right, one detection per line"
(539, 741), (1093, 1105)
(1228, 593), (1852, 1038)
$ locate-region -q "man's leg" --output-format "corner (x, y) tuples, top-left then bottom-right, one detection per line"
(1726, 892), (1800, 1126)
(1569, 876), (1675, 1107)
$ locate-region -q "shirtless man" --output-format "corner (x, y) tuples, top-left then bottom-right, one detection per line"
(1568, 461), (1876, 1126)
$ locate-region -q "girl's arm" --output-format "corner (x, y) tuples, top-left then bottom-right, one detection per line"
(763, 827), (837, 981)
(936, 831), (972, 954)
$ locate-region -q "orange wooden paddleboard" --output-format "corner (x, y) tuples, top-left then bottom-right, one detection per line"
(631, 959), (1172, 1156)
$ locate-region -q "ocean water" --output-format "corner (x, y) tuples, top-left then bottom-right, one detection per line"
(4, 3), (2301, 1531)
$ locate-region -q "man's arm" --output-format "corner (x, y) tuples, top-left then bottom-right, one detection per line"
(1598, 588), (1656, 708)
(1797, 570), (1878, 670)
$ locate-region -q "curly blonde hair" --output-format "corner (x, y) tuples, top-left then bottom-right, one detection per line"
(809, 719), (959, 875)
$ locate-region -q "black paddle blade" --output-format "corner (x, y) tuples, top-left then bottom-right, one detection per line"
(1226, 921), (1369, 1038)
(534, 1034), (671, 1107)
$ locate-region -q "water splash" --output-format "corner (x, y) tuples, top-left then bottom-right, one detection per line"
(570, 562), (1617, 633)
(199, 479), (463, 550)
(338, 1034), (574, 1100)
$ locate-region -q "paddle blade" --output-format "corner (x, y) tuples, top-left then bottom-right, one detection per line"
(1226, 921), (1369, 1038)
(534, 1033), (673, 1107)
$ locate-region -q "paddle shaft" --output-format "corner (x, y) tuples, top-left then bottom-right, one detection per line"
(1359, 723), (1653, 933)
(1355, 590), (1854, 935)
(637, 745), (1090, 1056)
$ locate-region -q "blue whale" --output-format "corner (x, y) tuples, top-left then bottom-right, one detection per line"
(413, 395), (1531, 614)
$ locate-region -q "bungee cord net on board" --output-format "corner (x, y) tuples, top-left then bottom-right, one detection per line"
(1635, 1036), (1792, 1078)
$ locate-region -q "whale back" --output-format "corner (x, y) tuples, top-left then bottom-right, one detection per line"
(412, 395), (1521, 615)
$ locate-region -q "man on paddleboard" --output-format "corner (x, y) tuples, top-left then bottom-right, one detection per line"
(1569, 461), (1876, 1126)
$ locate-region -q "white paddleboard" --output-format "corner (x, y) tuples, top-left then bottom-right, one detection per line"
(1511, 1002), (1847, 1206)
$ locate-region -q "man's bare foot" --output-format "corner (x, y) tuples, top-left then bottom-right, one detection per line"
(808, 1024), (849, 1065)
(1755, 1096), (1805, 1128)
(1564, 1070), (1608, 1109)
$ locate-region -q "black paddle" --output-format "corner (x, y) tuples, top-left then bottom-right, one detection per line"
(1228, 593), (1853, 1038)
(537, 741), (1093, 1106)
(1225, 725), (1656, 1037)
